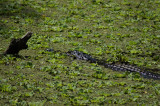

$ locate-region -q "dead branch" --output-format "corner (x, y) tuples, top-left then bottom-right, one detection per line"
(4, 32), (32, 55)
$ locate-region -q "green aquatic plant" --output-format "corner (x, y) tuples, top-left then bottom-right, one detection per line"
(0, 0), (160, 105)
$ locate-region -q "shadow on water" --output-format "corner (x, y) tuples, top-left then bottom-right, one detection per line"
(0, 0), (42, 18)
(0, 0), (42, 38)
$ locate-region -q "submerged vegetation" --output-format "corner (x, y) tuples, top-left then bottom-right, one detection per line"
(0, 0), (160, 105)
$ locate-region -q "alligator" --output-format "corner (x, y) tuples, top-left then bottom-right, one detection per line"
(46, 48), (160, 80)
(66, 50), (160, 80)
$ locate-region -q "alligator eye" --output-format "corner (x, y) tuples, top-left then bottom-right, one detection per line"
(46, 48), (54, 52)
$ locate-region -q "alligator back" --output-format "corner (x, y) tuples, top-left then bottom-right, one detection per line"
(67, 50), (160, 80)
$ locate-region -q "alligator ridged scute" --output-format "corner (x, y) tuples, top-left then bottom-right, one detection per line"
(67, 50), (160, 80)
